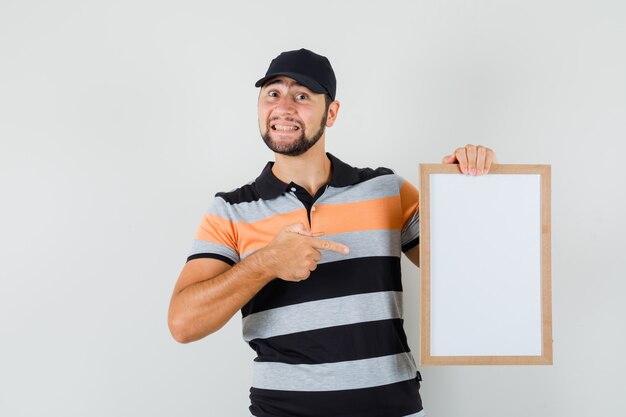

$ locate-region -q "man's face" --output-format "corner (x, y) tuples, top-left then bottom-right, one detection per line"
(258, 76), (330, 156)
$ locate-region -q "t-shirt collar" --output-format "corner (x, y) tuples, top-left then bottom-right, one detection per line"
(254, 153), (360, 200)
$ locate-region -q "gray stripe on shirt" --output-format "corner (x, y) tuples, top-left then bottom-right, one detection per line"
(240, 229), (402, 264)
(401, 211), (420, 247)
(318, 174), (402, 205)
(242, 291), (404, 342)
(251, 352), (418, 391)
(210, 174), (403, 224)
(210, 192), (302, 224)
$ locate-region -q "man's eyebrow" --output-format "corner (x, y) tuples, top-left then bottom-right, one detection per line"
(262, 78), (305, 89)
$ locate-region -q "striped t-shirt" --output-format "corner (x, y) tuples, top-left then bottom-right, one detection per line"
(188, 153), (424, 417)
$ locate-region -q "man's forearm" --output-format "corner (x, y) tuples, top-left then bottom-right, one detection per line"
(168, 252), (274, 343)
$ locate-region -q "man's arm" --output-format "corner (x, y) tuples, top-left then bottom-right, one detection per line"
(168, 223), (349, 343)
(404, 244), (420, 268)
(168, 255), (272, 344)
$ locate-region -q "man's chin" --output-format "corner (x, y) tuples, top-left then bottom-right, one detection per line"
(261, 126), (324, 156)
(263, 135), (304, 154)
(267, 145), (307, 157)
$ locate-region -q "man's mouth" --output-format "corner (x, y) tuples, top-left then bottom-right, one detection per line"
(271, 124), (300, 131)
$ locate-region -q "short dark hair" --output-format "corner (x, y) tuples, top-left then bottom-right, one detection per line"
(324, 94), (333, 113)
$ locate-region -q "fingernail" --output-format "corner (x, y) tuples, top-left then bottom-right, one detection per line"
(470, 169), (476, 175)
(344, 247), (350, 254)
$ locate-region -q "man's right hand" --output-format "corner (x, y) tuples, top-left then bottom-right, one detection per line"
(168, 223), (349, 343)
(256, 223), (350, 282)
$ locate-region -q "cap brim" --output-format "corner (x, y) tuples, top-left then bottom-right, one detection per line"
(254, 72), (329, 97)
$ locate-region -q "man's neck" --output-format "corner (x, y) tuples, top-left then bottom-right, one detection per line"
(272, 143), (331, 197)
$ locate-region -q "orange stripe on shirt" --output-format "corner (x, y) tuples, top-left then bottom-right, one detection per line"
(310, 195), (404, 236)
(235, 209), (309, 255)
(399, 180), (419, 227)
(197, 193), (412, 257)
(195, 213), (239, 250)
(197, 209), (310, 256)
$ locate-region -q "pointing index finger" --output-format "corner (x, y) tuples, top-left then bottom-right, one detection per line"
(310, 237), (350, 254)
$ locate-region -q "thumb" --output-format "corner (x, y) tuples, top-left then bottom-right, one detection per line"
(283, 222), (311, 235)
(442, 154), (457, 164)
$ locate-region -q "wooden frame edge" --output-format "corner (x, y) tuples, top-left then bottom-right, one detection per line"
(540, 165), (553, 365)
(419, 164), (431, 365)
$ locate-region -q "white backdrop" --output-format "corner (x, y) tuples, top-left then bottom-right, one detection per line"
(1, 1), (625, 416)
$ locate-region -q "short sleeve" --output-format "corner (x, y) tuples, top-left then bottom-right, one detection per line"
(187, 197), (240, 265)
(399, 178), (420, 253)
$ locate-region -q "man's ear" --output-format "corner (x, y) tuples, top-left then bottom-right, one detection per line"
(326, 100), (340, 127)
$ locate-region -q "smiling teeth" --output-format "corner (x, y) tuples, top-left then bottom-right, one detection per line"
(274, 125), (298, 131)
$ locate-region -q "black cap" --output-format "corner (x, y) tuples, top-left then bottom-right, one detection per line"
(255, 48), (337, 100)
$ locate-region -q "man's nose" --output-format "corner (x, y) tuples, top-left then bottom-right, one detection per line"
(274, 95), (296, 114)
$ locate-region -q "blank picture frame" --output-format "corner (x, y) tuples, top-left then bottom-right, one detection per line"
(419, 164), (552, 365)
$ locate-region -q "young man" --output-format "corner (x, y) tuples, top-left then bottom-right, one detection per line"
(168, 48), (496, 417)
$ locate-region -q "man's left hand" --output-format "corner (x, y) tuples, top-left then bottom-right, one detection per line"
(442, 144), (497, 175)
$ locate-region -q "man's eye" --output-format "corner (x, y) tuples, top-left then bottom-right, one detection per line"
(268, 91), (278, 97)
(296, 94), (307, 100)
